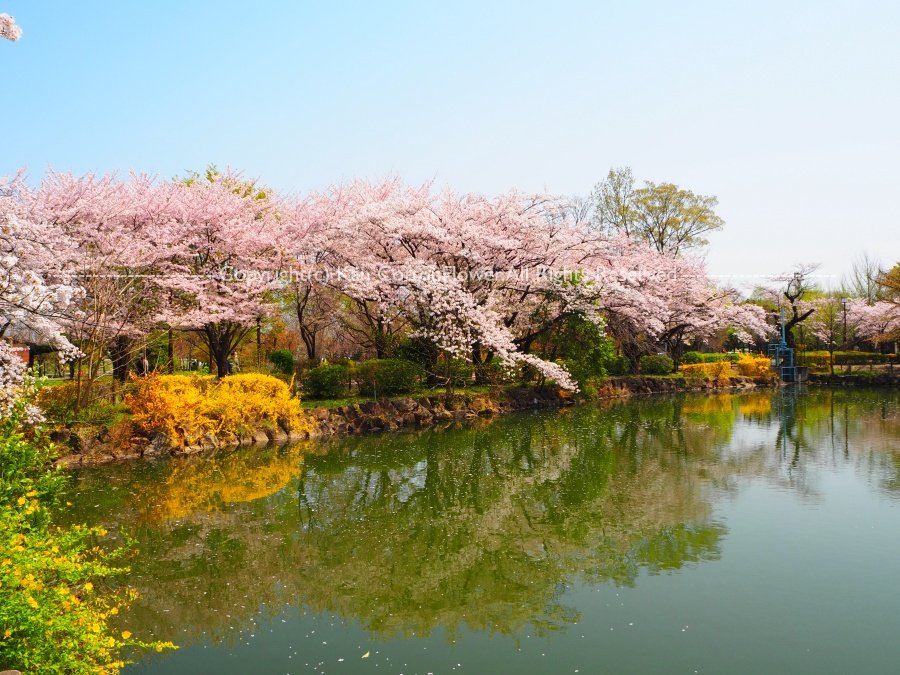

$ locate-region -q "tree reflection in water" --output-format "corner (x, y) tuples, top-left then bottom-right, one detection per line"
(64, 388), (899, 648)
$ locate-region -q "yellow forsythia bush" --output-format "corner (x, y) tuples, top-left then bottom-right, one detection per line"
(2, 386), (175, 672)
(204, 374), (310, 440)
(126, 373), (309, 446)
(735, 354), (772, 377)
(680, 361), (733, 379)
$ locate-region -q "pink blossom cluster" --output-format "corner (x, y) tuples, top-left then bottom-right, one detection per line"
(0, 13), (21, 41)
(0, 341), (43, 424)
(1, 173), (79, 354)
(848, 300), (900, 344)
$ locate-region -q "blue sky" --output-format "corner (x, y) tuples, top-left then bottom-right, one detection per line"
(3, 0), (898, 286)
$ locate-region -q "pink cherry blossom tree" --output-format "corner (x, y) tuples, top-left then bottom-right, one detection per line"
(154, 170), (296, 378)
(283, 176), (782, 389)
(302, 181), (600, 389)
(1, 172), (78, 419)
(26, 172), (180, 394)
(849, 299), (900, 347)
(0, 172), (78, 354)
(6, 166), (775, 393)
(651, 254), (770, 369)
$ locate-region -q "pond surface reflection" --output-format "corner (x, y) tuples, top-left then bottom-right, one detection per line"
(66, 388), (900, 674)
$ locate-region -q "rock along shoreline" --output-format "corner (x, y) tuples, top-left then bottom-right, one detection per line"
(55, 376), (786, 468)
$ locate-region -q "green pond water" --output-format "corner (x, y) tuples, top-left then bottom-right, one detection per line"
(65, 388), (900, 675)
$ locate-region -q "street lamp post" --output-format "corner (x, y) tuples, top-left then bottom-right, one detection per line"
(841, 298), (849, 374)
(841, 298), (848, 347)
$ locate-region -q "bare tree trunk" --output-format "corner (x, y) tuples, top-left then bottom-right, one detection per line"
(109, 335), (134, 382)
(202, 321), (253, 378)
(168, 328), (175, 373)
(256, 317), (262, 369)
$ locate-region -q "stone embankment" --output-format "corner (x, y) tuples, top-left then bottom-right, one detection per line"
(808, 372), (899, 386)
(56, 376), (779, 467)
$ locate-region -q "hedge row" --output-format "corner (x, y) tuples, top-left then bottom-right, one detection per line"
(802, 351), (897, 368)
(303, 359), (427, 399)
(681, 351), (738, 364)
(639, 354), (675, 375)
(302, 355), (546, 399)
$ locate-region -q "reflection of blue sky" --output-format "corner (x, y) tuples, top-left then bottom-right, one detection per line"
(721, 417), (779, 458)
(396, 460), (428, 503)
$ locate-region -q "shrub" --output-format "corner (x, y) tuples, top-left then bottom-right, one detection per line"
(474, 361), (521, 385)
(36, 381), (134, 427)
(433, 359), (475, 388)
(304, 364), (351, 399)
(735, 354), (772, 377)
(681, 351), (732, 364)
(1, 380), (174, 673)
(605, 355), (632, 376)
(837, 351), (893, 365)
(35, 381), (80, 424)
(558, 347), (619, 388)
(395, 336), (440, 369)
(545, 315), (618, 386)
(267, 349), (295, 376)
(356, 359), (424, 396)
(579, 379), (599, 401)
(680, 361), (733, 379)
(212, 374), (306, 434)
(639, 354), (675, 375)
(802, 350), (896, 370)
(126, 373), (309, 445)
(125, 374), (214, 445)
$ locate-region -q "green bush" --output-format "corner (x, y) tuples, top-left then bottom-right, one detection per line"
(681, 351), (734, 364)
(35, 382), (131, 428)
(356, 359), (424, 396)
(640, 354), (675, 375)
(267, 349), (295, 376)
(304, 364), (351, 399)
(544, 315), (619, 386)
(474, 361), (521, 384)
(433, 359), (475, 387)
(395, 336), (440, 369)
(605, 355), (632, 376)
(35, 381), (79, 424)
(802, 350), (896, 370)
(834, 351), (893, 365)
(579, 379), (600, 401)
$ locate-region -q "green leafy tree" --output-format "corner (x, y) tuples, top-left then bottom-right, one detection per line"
(591, 167), (725, 255)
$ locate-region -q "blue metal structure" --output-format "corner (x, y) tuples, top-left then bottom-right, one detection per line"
(768, 307), (807, 382)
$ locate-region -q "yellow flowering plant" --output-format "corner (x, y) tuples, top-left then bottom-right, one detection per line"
(734, 354), (772, 378)
(126, 372), (311, 446)
(0, 383), (175, 673)
(679, 360), (733, 380)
